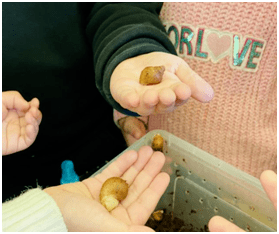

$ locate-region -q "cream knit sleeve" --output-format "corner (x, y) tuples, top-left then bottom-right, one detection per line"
(2, 188), (67, 232)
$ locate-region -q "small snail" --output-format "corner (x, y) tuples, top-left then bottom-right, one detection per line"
(99, 177), (128, 212)
(152, 210), (164, 221)
(151, 134), (164, 152)
(139, 66), (165, 85)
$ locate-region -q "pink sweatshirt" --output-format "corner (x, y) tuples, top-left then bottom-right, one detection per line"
(115, 2), (277, 179)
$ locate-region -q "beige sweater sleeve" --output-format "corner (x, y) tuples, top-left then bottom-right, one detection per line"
(2, 188), (67, 232)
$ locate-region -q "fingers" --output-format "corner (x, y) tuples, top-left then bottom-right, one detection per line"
(176, 62), (214, 103)
(122, 89), (159, 116)
(111, 52), (214, 116)
(27, 105), (42, 124)
(113, 77), (192, 116)
(140, 71), (191, 114)
(159, 88), (176, 106)
(24, 103), (42, 141)
(142, 89), (159, 112)
(2, 92), (41, 121)
(83, 150), (139, 199)
(98, 150), (138, 182)
(111, 147), (168, 226)
(83, 145), (168, 229)
(121, 146), (154, 185)
(121, 150), (166, 208)
(155, 88), (176, 114)
(24, 108), (41, 141)
(121, 90), (140, 109)
(138, 86), (190, 116)
(135, 62), (212, 115)
(21, 124), (36, 148)
(2, 91), (30, 112)
(208, 216), (245, 232)
(260, 170), (277, 210)
(32, 105), (42, 124)
(127, 172), (170, 225)
(173, 83), (192, 105)
(29, 97), (40, 109)
(153, 84), (190, 114)
(15, 108), (41, 153)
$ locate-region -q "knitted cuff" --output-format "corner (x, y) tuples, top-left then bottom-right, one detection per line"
(2, 188), (67, 232)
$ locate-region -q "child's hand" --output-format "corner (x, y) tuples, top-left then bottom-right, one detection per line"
(2, 91), (42, 155)
(118, 116), (147, 146)
(208, 170), (277, 232)
(111, 52), (214, 116)
(45, 146), (170, 231)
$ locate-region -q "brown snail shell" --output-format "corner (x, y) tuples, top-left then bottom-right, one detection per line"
(99, 177), (128, 212)
(139, 66), (165, 85)
(151, 134), (164, 152)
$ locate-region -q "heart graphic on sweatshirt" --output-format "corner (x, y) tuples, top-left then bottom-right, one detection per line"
(207, 33), (231, 58)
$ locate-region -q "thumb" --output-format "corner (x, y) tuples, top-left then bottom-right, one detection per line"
(176, 62), (214, 103)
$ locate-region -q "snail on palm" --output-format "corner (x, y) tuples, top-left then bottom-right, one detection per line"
(99, 177), (129, 212)
(139, 66), (165, 85)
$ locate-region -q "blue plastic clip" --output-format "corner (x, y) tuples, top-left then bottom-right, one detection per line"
(60, 160), (79, 185)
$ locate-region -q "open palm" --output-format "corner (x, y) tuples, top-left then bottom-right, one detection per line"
(111, 52), (214, 116)
(45, 146), (170, 232)
(2, 91), (42, 155)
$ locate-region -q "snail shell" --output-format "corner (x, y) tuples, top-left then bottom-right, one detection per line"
(151, 134), (164, 152)
(139, 66), (165, 85)
(99, 177), (128, 212)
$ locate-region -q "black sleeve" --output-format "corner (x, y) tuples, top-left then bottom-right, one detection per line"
(86, 3), (177, 116)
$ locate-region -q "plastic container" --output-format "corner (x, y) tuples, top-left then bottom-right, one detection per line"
(90, 130), (277, 232)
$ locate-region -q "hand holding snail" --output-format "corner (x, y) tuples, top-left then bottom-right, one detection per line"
(110, 52), (214, 116)
(99, 136), (166, 212)
(44, 146), (170, 231)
